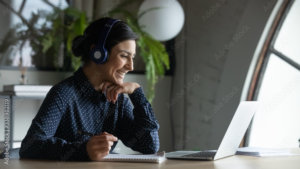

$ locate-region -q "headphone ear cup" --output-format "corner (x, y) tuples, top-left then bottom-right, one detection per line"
(90, 48), (107, 64)
(90, 19), (119, 64)
(90, 46), (104, 64)
(94, 50), (102, 60)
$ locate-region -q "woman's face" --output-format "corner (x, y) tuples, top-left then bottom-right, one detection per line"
(102, 40), (136, 85)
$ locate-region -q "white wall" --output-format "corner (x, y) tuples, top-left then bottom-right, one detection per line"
(173, 0), (277, 150)
(210, 0), (277, 148)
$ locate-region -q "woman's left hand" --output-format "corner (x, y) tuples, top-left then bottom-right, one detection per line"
(100, 82), (140, 104)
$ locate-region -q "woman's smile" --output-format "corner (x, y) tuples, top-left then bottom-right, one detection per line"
(116, 70), (127, 79)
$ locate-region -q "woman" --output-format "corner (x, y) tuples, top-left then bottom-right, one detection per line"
(19, 17), (160, 161)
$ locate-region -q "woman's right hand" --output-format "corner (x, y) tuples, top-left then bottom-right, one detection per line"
(86, 132), (118, 161)
(100, 81), (140, 104)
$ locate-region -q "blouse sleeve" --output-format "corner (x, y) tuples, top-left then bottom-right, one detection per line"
(115, 87), (160, 154)
(19, 87), (89, 161)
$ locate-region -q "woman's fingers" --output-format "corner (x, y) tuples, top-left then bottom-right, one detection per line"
(94, 132), (118, 141)
(110, 86), (117, 103)
(112, 86), (123, 103)
(101, 81), (140, 103)
(112, 87), (120, 102)
(101, 82), (113, 94)
(86, 132), (118, 161)
(100, 132), (118, 142)
(106, 85), (116, 102)
(101, 82), (113, 102)
(105, 85), (122, 104)
(91, 140), (114, 149)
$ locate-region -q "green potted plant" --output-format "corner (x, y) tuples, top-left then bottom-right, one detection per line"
(0, 0), (87, 71)
(0, 0), (170, 102)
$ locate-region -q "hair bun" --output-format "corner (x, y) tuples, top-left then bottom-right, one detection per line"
(72, 35), (86, 57)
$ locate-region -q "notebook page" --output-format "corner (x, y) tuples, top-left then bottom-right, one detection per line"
(102, 151), (166, 163)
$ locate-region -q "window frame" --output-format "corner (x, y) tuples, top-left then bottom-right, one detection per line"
(244, 0), (300, 146)
(247, 0), (295, 101)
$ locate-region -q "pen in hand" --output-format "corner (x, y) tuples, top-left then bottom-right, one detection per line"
(78, 130), (118, 142)
(77, 130), (95, 137)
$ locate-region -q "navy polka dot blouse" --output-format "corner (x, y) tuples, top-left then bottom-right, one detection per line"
(19, 67), (160, 161)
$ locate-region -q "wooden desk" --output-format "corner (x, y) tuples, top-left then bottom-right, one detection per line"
(1, 155), (300, 169)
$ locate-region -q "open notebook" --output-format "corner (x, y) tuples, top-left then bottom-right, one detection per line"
(101, 151), (166, 163)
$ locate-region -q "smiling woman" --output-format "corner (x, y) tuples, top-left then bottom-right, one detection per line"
(82, 40), (140, 104)
(19, 17), (160, 161)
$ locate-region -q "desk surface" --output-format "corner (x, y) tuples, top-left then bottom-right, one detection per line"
(1, 155), (300, 169)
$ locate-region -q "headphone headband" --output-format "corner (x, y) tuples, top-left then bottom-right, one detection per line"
(91, 18), (120, 64)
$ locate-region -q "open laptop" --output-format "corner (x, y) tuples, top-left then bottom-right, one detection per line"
(166, 101), (259, 161)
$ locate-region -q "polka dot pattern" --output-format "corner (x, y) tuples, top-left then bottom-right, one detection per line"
(19, 67), (160, 161)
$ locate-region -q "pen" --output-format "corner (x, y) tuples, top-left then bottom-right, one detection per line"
(77, 130), (95, 137)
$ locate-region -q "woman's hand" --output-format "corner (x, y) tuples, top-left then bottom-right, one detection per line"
(86, 132), (118, 161)
(100, 82), (140, 104)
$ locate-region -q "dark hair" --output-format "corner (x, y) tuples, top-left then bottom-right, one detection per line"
(72, 17), (138, 63)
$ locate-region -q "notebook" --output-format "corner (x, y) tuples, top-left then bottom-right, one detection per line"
(101, 151), (166, 163)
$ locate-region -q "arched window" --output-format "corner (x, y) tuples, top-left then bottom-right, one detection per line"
(246, 0), (300, 148)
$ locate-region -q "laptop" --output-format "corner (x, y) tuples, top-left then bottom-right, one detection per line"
(166, 101), (259, 161)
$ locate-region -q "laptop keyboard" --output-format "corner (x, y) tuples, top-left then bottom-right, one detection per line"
(183, 151), (217, 158)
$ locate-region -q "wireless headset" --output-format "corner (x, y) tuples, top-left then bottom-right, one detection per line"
(90, 18), (120, 64)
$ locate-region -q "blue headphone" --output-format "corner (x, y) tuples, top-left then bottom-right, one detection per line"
(90, 18), (120, 64)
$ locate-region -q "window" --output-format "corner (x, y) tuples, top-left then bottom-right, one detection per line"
(246, 0), (300, 148)
(0, 0), (68, 69)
